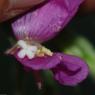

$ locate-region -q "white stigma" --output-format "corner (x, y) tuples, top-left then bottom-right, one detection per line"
(17, 40), (38, 59)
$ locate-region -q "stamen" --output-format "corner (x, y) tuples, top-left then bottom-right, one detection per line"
(5, 38), (53, 59)
(41, 47), (53, 56)
(17, 40), (38, 59)
(5, 44), (19, 54)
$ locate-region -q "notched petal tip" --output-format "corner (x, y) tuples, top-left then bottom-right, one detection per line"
(52, 53), (89, 86)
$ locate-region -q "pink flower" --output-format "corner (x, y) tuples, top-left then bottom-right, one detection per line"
(7, 0), (88, 87)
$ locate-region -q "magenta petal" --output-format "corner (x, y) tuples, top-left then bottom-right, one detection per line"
(13, 52), (61, 70)
(12, 0), (83, 42)
(52, 53), (89, 86)
(62, 0), (84, 11)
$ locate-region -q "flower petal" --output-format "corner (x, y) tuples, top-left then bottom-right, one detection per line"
(62, 0), (84, 11)
(13, 51), (61, 70)
(12, 0), (83, 42)
(52, 53), (89, 86)
(17, 49), (26, 58)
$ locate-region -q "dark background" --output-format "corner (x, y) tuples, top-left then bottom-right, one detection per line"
(0, 10), (95, 95)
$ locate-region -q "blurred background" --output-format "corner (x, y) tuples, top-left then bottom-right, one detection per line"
(0, 1), (95, 95)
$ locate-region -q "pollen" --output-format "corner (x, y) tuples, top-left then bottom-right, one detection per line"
(41, 47), (53, 56)
(36, 46), (53, 57)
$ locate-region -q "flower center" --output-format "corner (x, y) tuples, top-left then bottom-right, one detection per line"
(17, 40), (53, 59)
(17, 40), (38, 59)
(5, 39), (53, 59)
